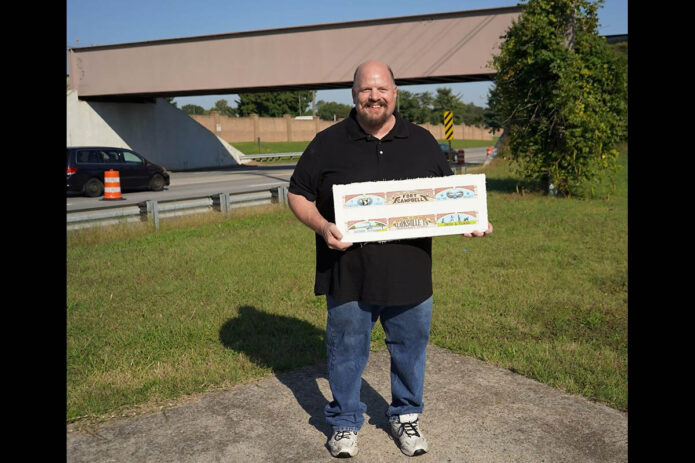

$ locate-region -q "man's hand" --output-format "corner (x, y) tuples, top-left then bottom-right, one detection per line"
(463, 221), (493, 238)
(322, 221), (353, 251)
(288, 192), (352, 251)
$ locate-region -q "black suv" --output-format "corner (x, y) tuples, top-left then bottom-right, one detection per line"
(67, 146), (170, 197)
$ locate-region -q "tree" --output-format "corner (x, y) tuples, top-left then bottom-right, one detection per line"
(213, 99), (236, 117)
(483, 89), (505, 135)
(488, 0), (627, 197)
(431, 88), (465, 125)
(316, 100), (352, 121)
(181, 104), (208, 115)
(459, 102), (486, 127)
(163, 97), (178, 108)
(425, 88), (485, 127)
(236, 90), (314, 117)
(411, 91), (436, 124)
(397, 90), (430, 124)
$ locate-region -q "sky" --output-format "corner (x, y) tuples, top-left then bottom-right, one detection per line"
(66, 0), (627, 110)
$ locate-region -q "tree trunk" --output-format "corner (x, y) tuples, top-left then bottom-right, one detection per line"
(564, 2), (577, 50)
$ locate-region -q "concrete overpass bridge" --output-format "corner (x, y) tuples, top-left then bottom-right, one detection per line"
(67, 6), (522, 170)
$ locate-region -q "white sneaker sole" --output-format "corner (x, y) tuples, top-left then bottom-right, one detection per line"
(396, 443), (428, 457)
(330, 447), (358, 458)
(390, 429), (428, 457)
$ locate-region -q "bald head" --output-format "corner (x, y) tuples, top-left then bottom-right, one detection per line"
(352, 60), (396, 90)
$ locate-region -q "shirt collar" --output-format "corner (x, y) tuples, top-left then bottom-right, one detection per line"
(346, 108), (410, 141)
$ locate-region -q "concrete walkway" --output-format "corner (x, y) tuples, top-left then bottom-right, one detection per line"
(66, 345), (627, 462)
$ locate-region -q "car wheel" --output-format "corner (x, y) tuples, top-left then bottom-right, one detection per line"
(149, 173), (165, 191)
(84, 178), (104, 197)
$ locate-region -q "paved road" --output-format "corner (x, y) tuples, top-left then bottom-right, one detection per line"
(67, 344), (627, 462)
(66, 164), (295, 212)
(458, 146), (494, 165)
(66, 148), (493, 213)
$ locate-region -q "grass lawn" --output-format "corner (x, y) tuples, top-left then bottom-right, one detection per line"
(437, 138), (499, 149)
(230, 140), (309, 155)
(66, 144), (627, 425)
(230, 138), (498, 156)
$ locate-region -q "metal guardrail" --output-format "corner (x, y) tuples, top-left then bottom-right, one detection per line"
(239, 152), (302, 162)
(67, 186), (289, 231)
(67, 146), (498, 231)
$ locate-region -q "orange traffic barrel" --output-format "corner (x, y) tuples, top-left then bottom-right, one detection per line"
(103, 169), (124, 200)
(487, 147), (493, 157)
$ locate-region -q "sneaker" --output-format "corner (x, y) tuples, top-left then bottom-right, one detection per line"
(390, 413), (428, 456)
(327, 430), (359, 458)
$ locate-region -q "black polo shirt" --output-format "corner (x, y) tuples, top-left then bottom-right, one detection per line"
(289, 109), (453, 306)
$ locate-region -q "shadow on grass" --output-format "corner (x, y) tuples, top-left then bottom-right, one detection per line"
(219, 305), (390, 437)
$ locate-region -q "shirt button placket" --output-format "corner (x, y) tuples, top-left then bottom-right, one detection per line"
(376, 140), (384, 179)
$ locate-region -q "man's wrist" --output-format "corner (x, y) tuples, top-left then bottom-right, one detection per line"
(320, 221), (331, 239)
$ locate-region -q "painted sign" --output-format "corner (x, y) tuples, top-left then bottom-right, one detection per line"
(333, 174), (488, 243)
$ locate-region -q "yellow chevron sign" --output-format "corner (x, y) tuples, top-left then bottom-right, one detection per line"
(443, 110), (454, 140)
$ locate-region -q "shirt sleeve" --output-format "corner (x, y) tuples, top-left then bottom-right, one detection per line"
(288, 136), (322, 202)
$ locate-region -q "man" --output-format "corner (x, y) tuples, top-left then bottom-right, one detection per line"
(288, 60), (493, 458)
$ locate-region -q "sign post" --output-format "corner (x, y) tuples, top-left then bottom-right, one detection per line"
(443, 110), (454, 162)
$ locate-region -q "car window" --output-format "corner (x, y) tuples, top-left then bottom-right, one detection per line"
(122, 150), (144, 164)
(75, 150), (90, 163)
(75, 150), (104, 163)
(101, 150), (123, 163)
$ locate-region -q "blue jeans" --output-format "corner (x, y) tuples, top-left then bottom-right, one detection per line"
(324, 295), (433, 432)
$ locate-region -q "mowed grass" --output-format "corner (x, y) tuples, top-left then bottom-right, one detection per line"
(230, 140), (310, 155)
(431, 152), (627, 409)
(229, 138), (498, 155)
(67, 206), (325, 424)
(437, 138), (500, 149)
(66, 145), (627, 425)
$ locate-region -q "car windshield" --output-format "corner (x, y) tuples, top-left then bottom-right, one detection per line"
(122, 151), (144, 164)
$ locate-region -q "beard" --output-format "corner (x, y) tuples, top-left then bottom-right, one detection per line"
(355, 101), (394, 130)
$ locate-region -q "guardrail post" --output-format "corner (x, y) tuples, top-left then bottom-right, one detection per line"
(138, 201), (149, 222)
(143, 200), (159, 231)
(225, 193), (232, 215)
(212, 193), (231, 215)
(275, 186), (288, 206)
